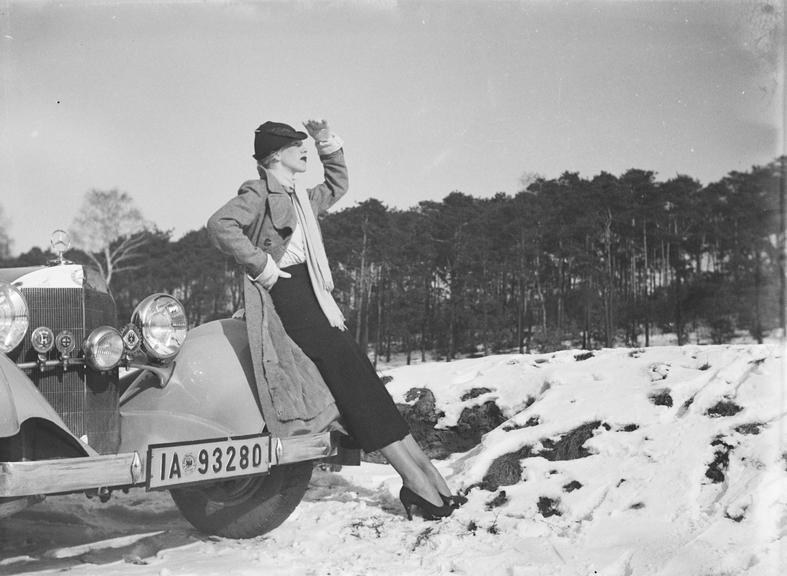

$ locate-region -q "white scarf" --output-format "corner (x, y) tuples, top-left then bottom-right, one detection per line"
(291, 187), (347, 331)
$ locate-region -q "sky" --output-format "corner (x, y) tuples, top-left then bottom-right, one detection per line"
(0, 0), (784, 255)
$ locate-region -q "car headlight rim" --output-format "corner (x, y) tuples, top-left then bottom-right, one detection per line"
(83, 326), (124, 371)
(0, 282), (29, 354)
(132, 293), (187, 361)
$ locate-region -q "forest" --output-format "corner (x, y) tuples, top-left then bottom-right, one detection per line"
(2, 157), (784, 364)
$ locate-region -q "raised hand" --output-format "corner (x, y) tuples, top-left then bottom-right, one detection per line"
(302, 119), (331, 142)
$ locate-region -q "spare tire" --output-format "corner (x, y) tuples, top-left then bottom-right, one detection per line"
(170, 461), (313, 538)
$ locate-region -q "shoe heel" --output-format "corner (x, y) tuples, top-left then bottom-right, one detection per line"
(399, 487), (414, 520)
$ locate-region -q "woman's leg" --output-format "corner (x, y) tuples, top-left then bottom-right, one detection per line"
(401, 434), (453, 497)
(378, 439), (444, 506)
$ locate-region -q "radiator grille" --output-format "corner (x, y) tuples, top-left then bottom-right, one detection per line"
(17, 286), (120, 454)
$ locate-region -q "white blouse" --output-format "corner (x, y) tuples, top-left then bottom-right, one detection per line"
(278, 199), (307, 268)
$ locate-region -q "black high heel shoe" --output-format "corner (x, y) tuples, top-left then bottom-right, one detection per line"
(399, 487), (454, 521)
(440, 493), (468, 509)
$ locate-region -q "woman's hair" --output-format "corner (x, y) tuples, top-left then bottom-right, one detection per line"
(257, 150), (279, 169)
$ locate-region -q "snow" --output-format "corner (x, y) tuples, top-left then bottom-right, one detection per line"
(1, 344), (784, 575)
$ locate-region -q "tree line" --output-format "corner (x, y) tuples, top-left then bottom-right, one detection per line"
(320, 158), (784, 361)
(1, 157), (784, 362)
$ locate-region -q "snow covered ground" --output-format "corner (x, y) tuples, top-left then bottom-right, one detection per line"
(1, 344), (784, 576)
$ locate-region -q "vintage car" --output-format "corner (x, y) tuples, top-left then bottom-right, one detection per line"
(0, 231), (357, 538)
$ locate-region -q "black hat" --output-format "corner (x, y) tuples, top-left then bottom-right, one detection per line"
(253, 121), (307, 160)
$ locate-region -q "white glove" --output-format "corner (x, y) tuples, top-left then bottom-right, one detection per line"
(315, 134), (344, 155)
(251, 256), (291, 290)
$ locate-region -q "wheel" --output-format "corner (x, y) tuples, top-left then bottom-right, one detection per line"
(169, 461), (313, 538)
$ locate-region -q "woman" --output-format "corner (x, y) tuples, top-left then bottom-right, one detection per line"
(207, 119), (462, 520)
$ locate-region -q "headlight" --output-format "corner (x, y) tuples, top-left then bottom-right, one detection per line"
(0, 282), (29, 353)
(132, 294), (187, 360)
(83, 326), (124, 370)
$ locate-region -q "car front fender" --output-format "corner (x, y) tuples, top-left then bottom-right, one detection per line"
(0, 353), (92, 455)
(119, 318), (266, 452)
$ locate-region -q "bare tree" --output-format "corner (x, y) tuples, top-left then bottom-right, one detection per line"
(518, 171), (544, 193)
(0, 203), (11, 260)
(69, 188), (151, 286)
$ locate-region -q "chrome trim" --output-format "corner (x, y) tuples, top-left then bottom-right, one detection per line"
(131, 452), (142, 482)
(0, 433), (340, 498)
(16, 357), (86, 371)
(120, 361), (176, 396)
(126, 361), (175, 383)
(275, 437), (283, 465)
(0, 452), (144, 497)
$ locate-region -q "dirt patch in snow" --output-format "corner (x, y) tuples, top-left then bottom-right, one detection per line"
(485, 490), (508, 510)
(363, 388), (507, 462)
(705, 437), (734, 483)
(480, 445), (533, 490)
(649, 389), (673, 407)
(478, 421), (603, 491)
(706, 400), (744, 418)
(537, 496), (561, 517)
(539, 421), (602, 461)
(735, 422), (763, 435)
(460, 387), (493, 401)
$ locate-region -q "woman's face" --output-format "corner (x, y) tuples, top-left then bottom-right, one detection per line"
(278, 140), (308, 174)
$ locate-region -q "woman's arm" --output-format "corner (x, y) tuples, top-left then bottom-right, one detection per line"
(302, 119), (349, 215)
(206, 183), (270, 278)
(307, 148), (349, 215)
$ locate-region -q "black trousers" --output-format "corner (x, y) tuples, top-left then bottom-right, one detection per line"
(269, 264), (409, 453)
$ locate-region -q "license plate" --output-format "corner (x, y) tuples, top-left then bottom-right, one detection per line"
(147, 434), (271, 490)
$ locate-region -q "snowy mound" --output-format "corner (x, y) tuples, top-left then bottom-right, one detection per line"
(1, 345), (783, 576)
(383, 344), (785, 574)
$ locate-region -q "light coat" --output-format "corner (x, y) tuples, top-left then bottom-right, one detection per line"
(207, 150), (349, 437)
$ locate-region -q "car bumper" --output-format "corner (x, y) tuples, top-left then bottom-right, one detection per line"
(0, 431), (347, 497)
